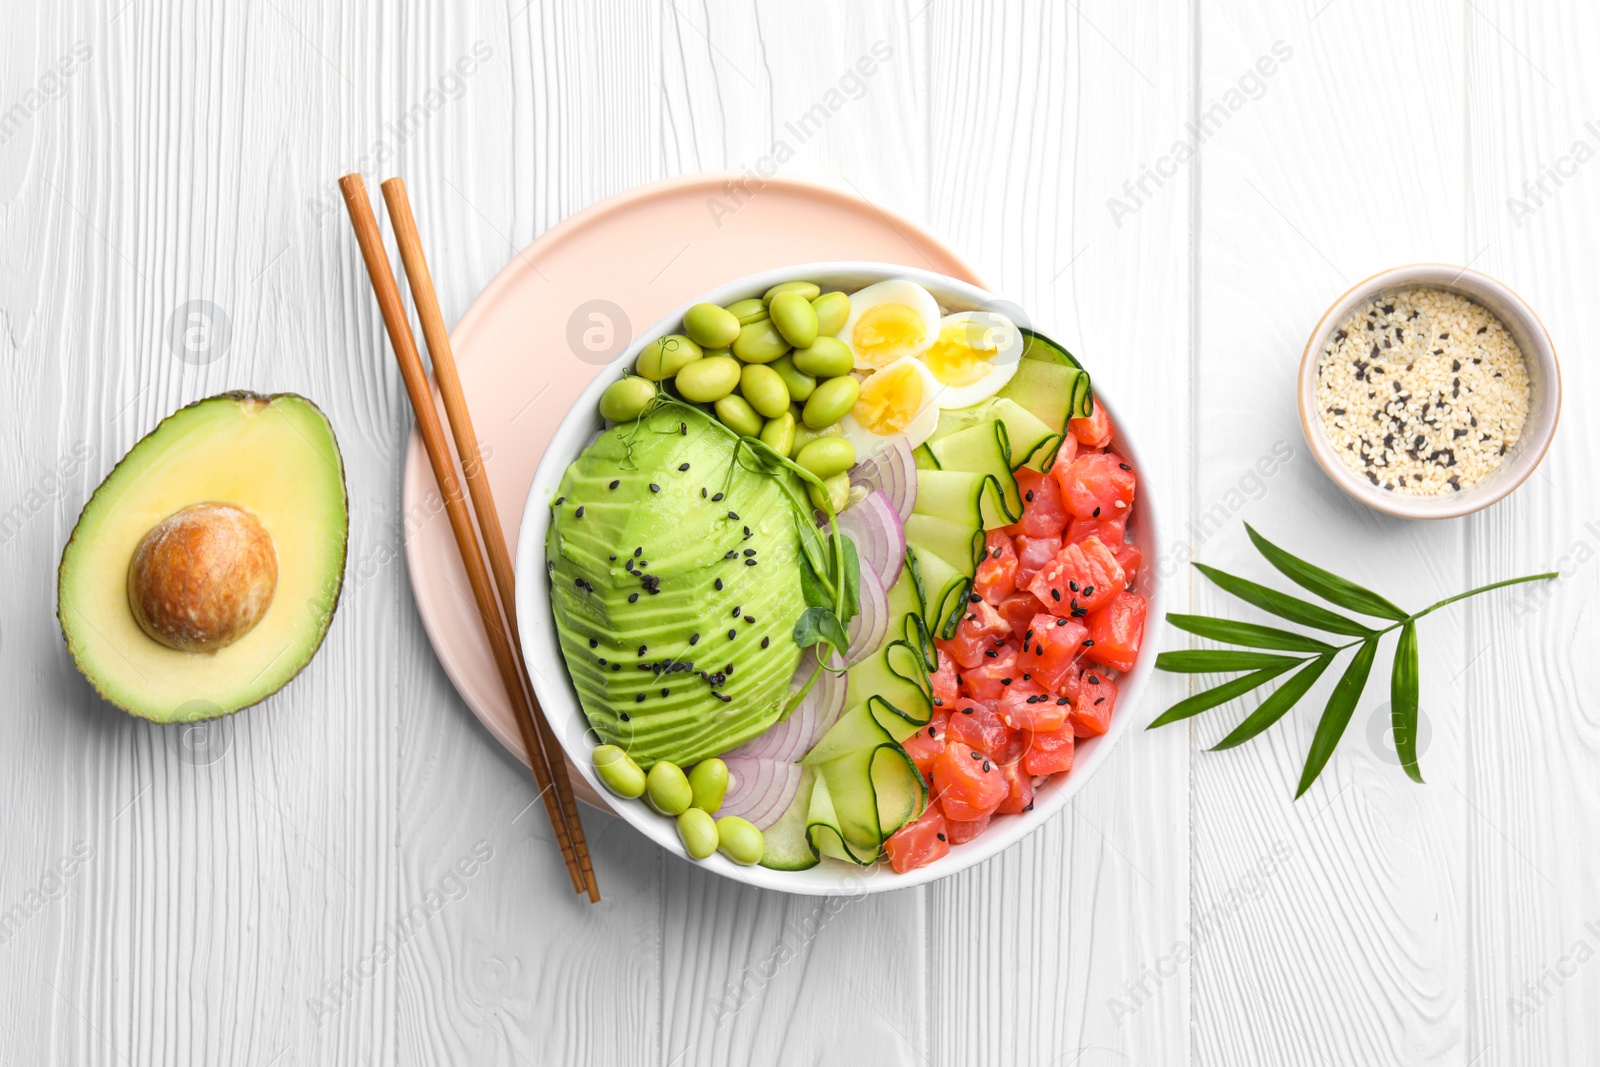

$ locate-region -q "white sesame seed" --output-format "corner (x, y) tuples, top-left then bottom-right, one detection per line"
(1315, 288), (1530, 495)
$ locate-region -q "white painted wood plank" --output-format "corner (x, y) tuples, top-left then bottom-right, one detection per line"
(1192, 3), (1471, 1065)
(655, 5), (936, 1066)
(1462, 3), (1600, 1063)
(921, 3), (1192, 1065)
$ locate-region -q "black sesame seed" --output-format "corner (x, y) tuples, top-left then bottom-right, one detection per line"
(649, 483), (660, 493)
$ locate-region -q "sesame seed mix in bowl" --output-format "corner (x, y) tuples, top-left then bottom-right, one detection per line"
(1315, 288), (1531, 494)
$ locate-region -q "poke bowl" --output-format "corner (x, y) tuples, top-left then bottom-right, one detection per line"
(514, 262), (1161, 895)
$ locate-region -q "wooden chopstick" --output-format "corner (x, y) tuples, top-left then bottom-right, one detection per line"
(337, 174), (598, 902)
(377, 176), (599, 902)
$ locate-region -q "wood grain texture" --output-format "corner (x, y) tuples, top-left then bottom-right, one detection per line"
(1, 0), (1596, 1064)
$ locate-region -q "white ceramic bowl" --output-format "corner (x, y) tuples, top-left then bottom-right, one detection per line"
(1297, 264), (1561, 520)
(515, 262), (1162, 895)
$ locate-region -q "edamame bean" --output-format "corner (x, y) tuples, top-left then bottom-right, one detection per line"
(764, 280), (821, 303)
(807, 471), (850, 513)
(732, 319), (790, 364)
(790, 419), (842, 458)
(802, 374), (861, 429)
(770, 355), (816, 402)
(739, 364), (791, 419)
(592, 744), (646, 798)
(790, 336), (854, 379)
(636, 334), (702, 381)
(645, 761), (693, 816)
(683, 302), (741, 349)
(676, 808), (719, 860)
(713, 394), (764, 437)
(811, 291), (850, 337)
(724, 298), (768, 325)
(688, 758), (729, 813)
(674, 355), (741, 402)
(715, 816), (765, 865)
(597, 376), (656, 423)
(795, 435), (857, 480)
(768, 291), (819, 349)
(759, 411), (796, 456)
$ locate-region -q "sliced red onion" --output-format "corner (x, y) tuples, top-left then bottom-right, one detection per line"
(726, 660), (846, 763)
(849, 439), (916, 523)
(844, 564), (888, 668)
(830, 490), (905, 589)
(719, 758), (805, 829)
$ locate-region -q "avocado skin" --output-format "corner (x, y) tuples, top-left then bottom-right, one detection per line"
(546, 407), (809, 767)
(56, 391), (349, 722)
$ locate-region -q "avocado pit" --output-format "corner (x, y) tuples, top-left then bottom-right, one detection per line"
(127, 502), (279, 653)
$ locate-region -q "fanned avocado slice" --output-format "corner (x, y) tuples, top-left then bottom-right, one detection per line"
(545, 407), (809, 768)
(57, 392), (348, 722)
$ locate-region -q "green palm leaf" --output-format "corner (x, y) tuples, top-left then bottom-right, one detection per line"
(1155, 650), (1308, 674)
(1391, 621), (1422, 783)
(1148, 661), (1298, 729)
(1295, 638), (1379, 798)
(1195, 564), (1374, 637)
(1165, 614), (1336, 653)
(1245, 525), (1409, 620)
(1211, 655), (1335, 751)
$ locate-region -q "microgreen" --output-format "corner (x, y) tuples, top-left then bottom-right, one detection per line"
(1151, 524), (1557, 797)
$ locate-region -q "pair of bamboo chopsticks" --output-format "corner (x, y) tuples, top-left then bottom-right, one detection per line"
(338, 174), (599, 903)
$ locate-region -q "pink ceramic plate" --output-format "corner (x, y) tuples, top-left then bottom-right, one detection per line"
(400, 173), (979, 809)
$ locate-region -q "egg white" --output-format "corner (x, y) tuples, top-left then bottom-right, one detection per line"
(837, 356), (942, 459)
(838, 280), (942, 371)
(919, 310), (1023, 410)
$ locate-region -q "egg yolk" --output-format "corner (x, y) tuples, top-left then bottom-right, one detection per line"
(852, 362), (924, 435)
(852, 304), (928, 368)
(922, 320), (999, 387)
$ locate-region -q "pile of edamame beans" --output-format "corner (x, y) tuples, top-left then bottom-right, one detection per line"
(591, 746), (766, 865)
(596, 280), (862, 513)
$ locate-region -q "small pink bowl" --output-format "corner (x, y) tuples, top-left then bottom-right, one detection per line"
(1297, 264), (1561, 520)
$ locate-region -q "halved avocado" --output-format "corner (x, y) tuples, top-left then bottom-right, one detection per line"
(57, 391), (348, 722)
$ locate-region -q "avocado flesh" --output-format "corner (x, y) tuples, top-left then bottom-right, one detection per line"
(546, 409), (807, 768)
(58, 392), (348, 722)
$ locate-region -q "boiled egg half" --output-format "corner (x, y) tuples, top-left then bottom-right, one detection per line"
(918, 310), (1024, 410)
(838, 357), (941, 458)
(839, 280), (941, 370)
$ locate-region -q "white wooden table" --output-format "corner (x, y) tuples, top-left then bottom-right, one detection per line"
(3, 1), (1595, 1063)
